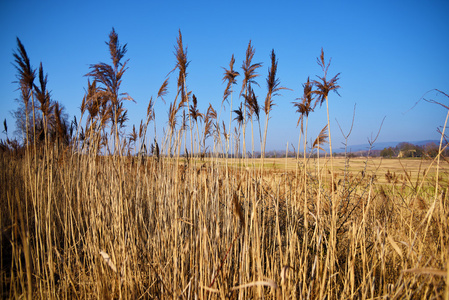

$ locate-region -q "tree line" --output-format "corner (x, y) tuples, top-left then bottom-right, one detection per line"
(380, 141), (445, 158)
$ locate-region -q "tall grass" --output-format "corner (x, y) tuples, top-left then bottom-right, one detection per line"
(1, 30), (448, 299)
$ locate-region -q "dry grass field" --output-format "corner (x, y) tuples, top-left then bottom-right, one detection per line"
(214, 156), (449, 186)
(1, 150), (448, 299)
(1, 30), (448, 299)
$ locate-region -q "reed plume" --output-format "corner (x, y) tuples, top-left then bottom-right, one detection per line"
(34, 63), (52, 121)
(13, 38), (36, 146)
(311, 48), (340, 155)
(203, 104), (217, 148)
(240, 41), (262, 96)
(220, 55), (239, 157)
(262, 49), (288, 160)
(312, 48), (341, 109)
(85, 28), (133, 155)
(312, 48), (340, 213)
(313, 124), (328, 152)
(157, 78), (169, 104)
(189, 94), (203, 154)
(240, 41), (262, 159)
(174, 30), (189, 101)
(141, 96), (155, 152)
(293, 77), (314, 131)
(244, 88), (261, 157)
(245, 88), (260, 123)
(223, 54), (239, 104)
(233, 102), (244, 127)
(54, 101), (69, 145)
(293, 77), (315, 224)
(174, 30), (194, 155)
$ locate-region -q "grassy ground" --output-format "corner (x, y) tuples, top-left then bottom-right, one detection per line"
(1, 148), (448, 299)
(5, 28), (448, 298)
(206, 156), (449, 187)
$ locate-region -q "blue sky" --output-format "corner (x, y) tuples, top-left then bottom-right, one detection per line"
(1, 0), (448, 152)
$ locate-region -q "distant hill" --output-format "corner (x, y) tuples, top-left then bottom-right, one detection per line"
(335, 140), (440, 153)
(219, 140), (441, 157)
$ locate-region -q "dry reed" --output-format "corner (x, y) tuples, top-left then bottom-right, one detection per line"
(1, 30), (448, 300)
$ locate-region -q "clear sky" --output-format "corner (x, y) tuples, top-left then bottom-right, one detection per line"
(1, 0), (448, 152)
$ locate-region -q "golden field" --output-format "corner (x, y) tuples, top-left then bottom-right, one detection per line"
(2, 150), (448, 299)
(3, 29), (448, 299)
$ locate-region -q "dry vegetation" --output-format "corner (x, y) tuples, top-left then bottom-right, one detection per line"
(1, 29), (448, 299)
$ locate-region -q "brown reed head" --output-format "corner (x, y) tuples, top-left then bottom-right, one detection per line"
(312, 48), (341, 108)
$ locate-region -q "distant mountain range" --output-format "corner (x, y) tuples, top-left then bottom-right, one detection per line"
(336, 140), (440, 153)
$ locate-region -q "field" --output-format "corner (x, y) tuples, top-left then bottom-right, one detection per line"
(1, 150), (448, 299)
(2, 30), (448, 299)
(215, 156), (449, 187)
